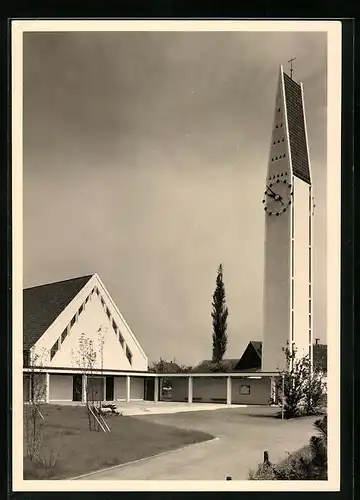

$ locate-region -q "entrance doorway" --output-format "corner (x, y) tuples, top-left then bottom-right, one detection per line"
(87, 376), (104, 402)
(144, 378), (155, 401)
(73, 374), (82, 402)
(105, 376), (114, 401)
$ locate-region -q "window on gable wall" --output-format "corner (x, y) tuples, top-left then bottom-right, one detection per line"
(50, 340), (59, 360)
(70, 315), (76, 328)
(79, 304), (84, 315)
(119, 331), (125, 347)
(126, 346), (133, 364)
(106, 307), (111, 319)
(112, 319), (117, 333)
(61, 328), (68, 343)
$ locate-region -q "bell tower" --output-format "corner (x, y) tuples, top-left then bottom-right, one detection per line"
(262, 65), (313, 372)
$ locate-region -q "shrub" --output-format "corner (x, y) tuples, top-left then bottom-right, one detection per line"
(275, 345), (327, 419)
(249, 415), (327, 480)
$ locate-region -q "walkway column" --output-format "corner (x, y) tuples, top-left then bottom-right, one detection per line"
(81, 374), (87, 403)
(45, 373), (50, 403)
(188, 376), (193, 404)
(270, 376), (276, 404)
(226, 376), (232, 405)
(154, 377), (159, 403)
(103, 376), (106, 402)
(126, 375), (131, 402)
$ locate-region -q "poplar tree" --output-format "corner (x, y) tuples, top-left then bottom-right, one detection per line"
(211, 264), (228, 363)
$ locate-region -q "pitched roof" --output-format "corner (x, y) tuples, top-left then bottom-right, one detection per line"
(234, 341), (262, 371)
(23, 275), (93, 350)
(283, 72), (311, 185)
(249, 341), (262, 358)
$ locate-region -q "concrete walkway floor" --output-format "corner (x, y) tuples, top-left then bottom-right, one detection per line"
(76, 407), (317, 481)
(114, 401), (241, 416)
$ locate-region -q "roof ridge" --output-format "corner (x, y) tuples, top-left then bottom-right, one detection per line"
(24, 274), (94, 290)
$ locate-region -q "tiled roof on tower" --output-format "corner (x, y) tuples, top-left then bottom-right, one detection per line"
(283, 71), (311, 185)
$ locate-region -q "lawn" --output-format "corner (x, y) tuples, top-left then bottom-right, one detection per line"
(23, 404), (214, 479)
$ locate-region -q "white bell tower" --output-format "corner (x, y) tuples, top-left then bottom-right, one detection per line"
(262, 65), (313, 372)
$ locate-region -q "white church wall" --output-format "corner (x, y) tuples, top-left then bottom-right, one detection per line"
(262, 208), (291, 372)
(293, 178), (312, 360)
(262, 69), (292, 372)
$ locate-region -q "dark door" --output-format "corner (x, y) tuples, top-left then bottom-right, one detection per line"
(144, 378), (155, 401)
(73, 374), (82, 402)
(23, 374), (30, 402)
(105, 376), (114, 401)
(87, 377), (104, 402)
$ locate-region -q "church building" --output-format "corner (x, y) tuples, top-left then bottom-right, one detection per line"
(23, 273), (149, 403)
(262, 65), (314, 372)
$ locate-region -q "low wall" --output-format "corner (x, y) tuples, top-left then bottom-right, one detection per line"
(231, 377), (271, 405)
(49, 374), (73, 402)
(114, 376), (127, 400)
(170, 376), (272, 405)
(130, 377), (144, 400)
(193, 377), (227, 403)
(170, 378), (189, 402)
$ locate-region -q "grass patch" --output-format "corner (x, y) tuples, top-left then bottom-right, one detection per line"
(23, 404), (213, 480)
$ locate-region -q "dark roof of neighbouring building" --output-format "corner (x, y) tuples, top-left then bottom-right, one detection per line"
(191, 358), (240, 373)
(313, 343), (327, 372)
(248, 340), (262, 358)
(234, 340), (262, 371)
(283, 71), (311, 185)
(23, 274), (94, 350)
(246, 340), (328, 372)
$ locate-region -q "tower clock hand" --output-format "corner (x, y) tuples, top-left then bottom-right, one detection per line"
(266, 185), (277, 197)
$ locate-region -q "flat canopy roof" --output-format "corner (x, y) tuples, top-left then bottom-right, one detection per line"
(23, 367), (279, 377)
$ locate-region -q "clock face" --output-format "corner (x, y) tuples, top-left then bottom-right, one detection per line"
(262, 174), (293, 216)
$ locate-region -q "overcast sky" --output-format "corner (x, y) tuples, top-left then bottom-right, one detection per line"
(23, 30), (327, 366)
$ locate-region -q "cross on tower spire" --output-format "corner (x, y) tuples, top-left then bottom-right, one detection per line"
(287, 57), (296, 79)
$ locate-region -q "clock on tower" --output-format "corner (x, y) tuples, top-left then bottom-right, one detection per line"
(262, 65), (313, 373)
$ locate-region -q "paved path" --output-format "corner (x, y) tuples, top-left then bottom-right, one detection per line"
(77, 407), (317, 480)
